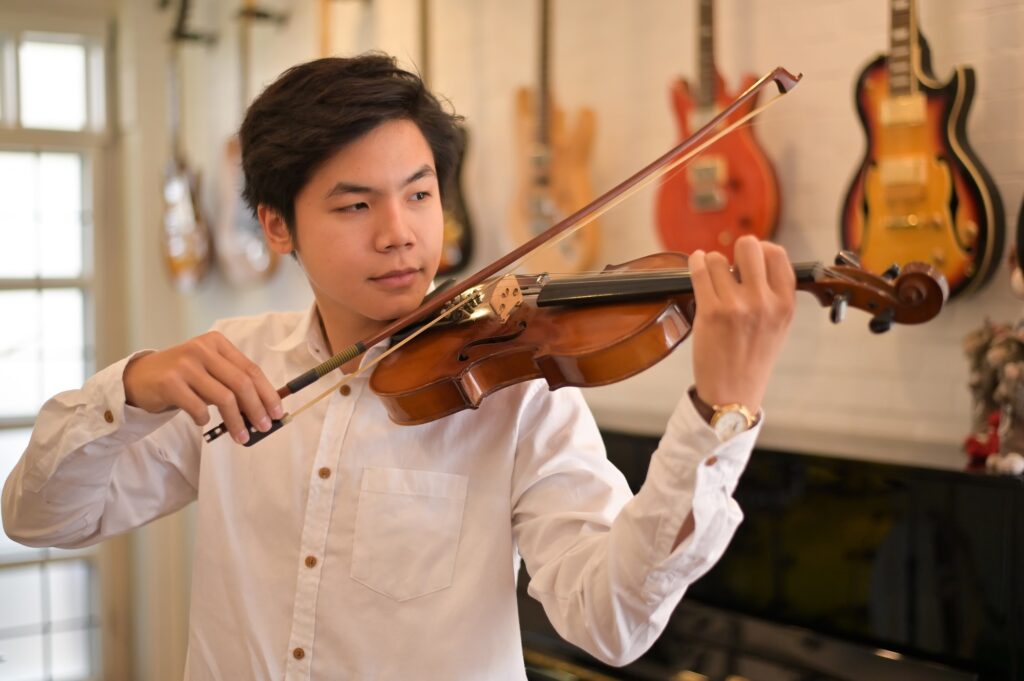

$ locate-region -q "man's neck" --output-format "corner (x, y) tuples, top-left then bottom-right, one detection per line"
(314, 304), (388, 374)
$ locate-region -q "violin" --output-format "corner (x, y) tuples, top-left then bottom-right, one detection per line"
(370, 251), (947, 425)
(201, 65), (946, 446)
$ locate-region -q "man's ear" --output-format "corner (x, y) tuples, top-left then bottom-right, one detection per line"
(259, 205), (295, 255)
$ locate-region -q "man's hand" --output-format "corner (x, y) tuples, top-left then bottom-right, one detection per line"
(122, 332), (284, 445)
(688, 235), (796, 414)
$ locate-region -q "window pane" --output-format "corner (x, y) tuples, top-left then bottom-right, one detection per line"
(48, 560), (94, 624)
(0, 151), (84, 279)
(19, 40), (87, 131)
(0, 289), (85, 418)
(0, 633), (44, 681)
(51, 627), (95, 680)
(0, 429), (44, 563)
(0, 564), (43, 630)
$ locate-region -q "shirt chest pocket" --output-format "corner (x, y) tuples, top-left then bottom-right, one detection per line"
(351, 467), (468, 602)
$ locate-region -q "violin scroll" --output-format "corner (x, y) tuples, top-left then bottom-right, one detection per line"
(804, 255), (949, 331)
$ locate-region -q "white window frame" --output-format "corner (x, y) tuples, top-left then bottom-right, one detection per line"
(0, 9), (128, 681)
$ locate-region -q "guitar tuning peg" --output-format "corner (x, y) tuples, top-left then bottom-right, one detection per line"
(835, 250), (861, 268)
(881, 263), (901, 281)
(869, 308), (895, 334)
(830, 293), (849, 324)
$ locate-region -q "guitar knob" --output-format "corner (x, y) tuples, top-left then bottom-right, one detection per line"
(881, 263), (901, 281)
(835, 250), (861, 268)
(869, 308), (895, 334)
(830, 294), (849, 324)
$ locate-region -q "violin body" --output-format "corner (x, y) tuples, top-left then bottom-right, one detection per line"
(656, 72), (780, 260)
(371, 253), (694, 425)
(840, 41), (1004, 299)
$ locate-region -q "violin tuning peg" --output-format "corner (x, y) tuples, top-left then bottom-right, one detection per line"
(869, 308), (895, 334)
(829, 294), (849, 324)
(881, 263), (901, 281)
(835, 250), (861, 268)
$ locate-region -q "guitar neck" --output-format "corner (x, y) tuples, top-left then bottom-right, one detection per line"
(537, 0), (551, 147)
(420, 0), (431, 85)
(888, 0), (918, 96)
(697, 0), (715, 109)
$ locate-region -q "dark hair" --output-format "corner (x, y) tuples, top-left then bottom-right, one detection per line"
(239, 52), (463, 240)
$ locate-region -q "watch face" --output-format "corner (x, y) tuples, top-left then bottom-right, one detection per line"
(713, 410), (749, 441)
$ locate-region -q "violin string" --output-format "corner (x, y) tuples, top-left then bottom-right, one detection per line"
(283, 264), (879, 425)
(284, 273), (515, 423)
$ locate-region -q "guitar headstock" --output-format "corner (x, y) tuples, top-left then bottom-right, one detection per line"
(799, 251), (949, 332)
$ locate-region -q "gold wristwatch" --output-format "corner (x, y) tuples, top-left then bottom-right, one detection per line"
(689, 388), (757, 441)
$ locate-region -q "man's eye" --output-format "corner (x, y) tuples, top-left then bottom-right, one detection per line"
(335, 202), (368, 212)
(411, 191), (430, 201)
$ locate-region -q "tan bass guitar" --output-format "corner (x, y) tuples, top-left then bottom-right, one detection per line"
(508, 0), (600, 275)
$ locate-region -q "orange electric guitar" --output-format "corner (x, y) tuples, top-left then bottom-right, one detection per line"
(508, 0), (600, 275)
(841, 0), (1004, 300)
(655, 0), (780, 261)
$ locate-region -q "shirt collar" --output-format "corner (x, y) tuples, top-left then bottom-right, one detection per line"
(266, 303), (329, 360)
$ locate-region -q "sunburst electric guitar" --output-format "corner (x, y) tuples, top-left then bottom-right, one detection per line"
(655, 0), (779, 261)
(508, 0), (600, 275)
(841, 0), (1004, 299)
(419, 0), (475, 275)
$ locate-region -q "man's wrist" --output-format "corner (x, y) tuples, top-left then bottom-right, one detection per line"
(688, 387), (716, 425)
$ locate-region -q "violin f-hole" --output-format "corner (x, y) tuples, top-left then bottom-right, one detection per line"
(457, 320), (528, 361)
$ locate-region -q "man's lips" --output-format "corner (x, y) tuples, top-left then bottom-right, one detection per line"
(369, 267), (421, 288)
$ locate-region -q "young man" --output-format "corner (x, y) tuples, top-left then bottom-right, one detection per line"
(2, 54), (795, 679)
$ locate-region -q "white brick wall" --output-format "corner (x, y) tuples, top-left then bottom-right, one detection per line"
(177, 0), (1024, 467)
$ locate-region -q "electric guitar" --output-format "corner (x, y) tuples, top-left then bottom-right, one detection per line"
(1016, 196), (1024, 277)
(214, 0), (284, 286)
(420, 0), (475, 275)
(840, 0), (1004, 299)
(508, 0), (600, 275)
(655, 0), (780, 261)
(161, 0), (213, 291)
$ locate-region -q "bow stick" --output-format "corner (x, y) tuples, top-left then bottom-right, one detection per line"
(204, 66), (803, 445)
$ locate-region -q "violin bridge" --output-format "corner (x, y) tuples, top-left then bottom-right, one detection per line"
(488, 275), (524, 323)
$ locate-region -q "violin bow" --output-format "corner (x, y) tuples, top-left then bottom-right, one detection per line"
(204, 66), (803, 445)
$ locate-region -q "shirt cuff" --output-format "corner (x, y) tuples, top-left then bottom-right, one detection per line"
(82, 350), (180, 443)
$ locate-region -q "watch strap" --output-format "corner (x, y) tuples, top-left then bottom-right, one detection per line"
(688, 387), (758, 429)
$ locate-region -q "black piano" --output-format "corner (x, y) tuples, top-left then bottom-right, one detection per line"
(518, 431), (1024, 681)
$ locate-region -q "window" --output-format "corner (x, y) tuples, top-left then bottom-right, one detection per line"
(0, 17), (110, 681)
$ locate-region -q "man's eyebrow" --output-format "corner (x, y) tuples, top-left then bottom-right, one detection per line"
(324, 165), (436, 200)
(404, 165), (435, 185)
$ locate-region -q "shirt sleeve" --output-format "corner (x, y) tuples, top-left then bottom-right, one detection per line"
(2, 352), (202, 549)
(510, 381), (761, 666)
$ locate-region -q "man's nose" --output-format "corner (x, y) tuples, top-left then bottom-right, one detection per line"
(375, 198), (415, 251)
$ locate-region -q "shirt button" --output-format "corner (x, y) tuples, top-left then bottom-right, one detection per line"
(305, 555), (317, 568)
(318, 467), (331, 479)
(705, 455), (718, 466)
(293, 647), (305, 660)
(103, 410), (114, 423)
(338, 384), (351, 396)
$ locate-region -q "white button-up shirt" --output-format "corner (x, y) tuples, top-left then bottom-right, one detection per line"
(3, 306), (761, 680)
